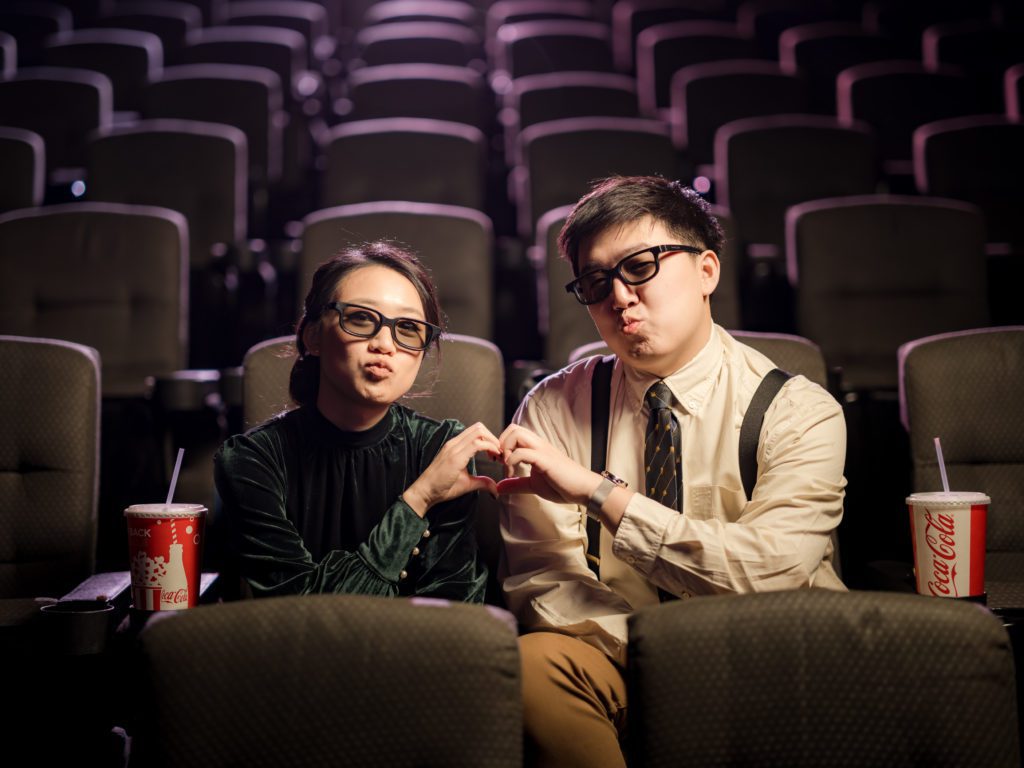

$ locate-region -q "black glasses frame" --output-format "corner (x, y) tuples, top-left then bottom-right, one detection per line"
(324, 301), (441, 351)
(564, 244), (704, 305)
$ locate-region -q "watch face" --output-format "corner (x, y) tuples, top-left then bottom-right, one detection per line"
(601, 470), (628, 489)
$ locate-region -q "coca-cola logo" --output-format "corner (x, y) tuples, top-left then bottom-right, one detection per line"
(161, 588), (189, 604)
(924, 509), (959, 597)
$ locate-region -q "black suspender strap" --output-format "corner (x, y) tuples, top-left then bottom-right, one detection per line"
(739, 368), (792, 501)
(587, 356), (616, 576)
(589, 360), (792, 578)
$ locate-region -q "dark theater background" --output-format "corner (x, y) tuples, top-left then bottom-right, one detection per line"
(1, 0), (1022, 765)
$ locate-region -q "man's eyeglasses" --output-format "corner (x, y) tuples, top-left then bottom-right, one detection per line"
(565, 244), (704, 305)
(324, 301), (441, 351)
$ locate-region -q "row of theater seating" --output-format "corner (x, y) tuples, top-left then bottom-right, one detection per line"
(2, 330), (1022, 764)
(2, 2), (1021, 356)
(1, 0), (1020, 587)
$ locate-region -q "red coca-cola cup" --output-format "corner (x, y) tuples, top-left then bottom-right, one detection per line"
(907, 492), (989, 599)
(124, 504), (207, 611)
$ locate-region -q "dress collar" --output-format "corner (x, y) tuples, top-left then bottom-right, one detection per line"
(621, 325), (723, 417)
(303, 403), (397, 449)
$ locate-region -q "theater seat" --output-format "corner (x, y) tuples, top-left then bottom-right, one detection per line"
(133, 594), (522, 767)
(628, 589), (1021, 767)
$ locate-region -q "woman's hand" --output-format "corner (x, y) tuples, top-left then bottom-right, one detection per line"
(495, 424), (601, 506)
(402, 422), (502, 517)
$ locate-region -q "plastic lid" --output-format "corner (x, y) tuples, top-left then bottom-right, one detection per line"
(124, 503), (208, 518)
(905, 492), (990, 506)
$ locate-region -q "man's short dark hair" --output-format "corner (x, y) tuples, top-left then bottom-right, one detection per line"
(557, 176), (725, 276)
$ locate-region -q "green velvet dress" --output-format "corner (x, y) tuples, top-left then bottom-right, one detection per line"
(213, 404), (487, 602)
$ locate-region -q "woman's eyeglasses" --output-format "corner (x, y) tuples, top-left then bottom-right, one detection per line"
(324, 302), (440, 351)
(564, 244), (704, 305)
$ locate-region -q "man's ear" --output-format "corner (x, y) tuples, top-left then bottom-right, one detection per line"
(302, 320), (321, 356)
(699, 250), (721, 298)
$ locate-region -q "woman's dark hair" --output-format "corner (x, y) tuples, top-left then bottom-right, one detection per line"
(289, 242), (444, 406)
(558, 175), (725, 275)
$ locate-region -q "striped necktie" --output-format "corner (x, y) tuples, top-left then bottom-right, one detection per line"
(645, 381), (681, 512)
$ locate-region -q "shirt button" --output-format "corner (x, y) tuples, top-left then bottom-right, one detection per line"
(411, 547), (420, 556)
(626, 555), (637, 565)
(681, 592), (691, 599)
(687, 399), (697, 410)
(422, 529), (431, 539)
(399, 570), (408, 580)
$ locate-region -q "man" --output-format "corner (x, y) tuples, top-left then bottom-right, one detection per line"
(496, 176), (846, 768)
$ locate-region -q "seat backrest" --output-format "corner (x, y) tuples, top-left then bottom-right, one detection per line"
(0, 66), (113, 170)
(86, 119), (247, 266)
(0, 127), (44, 213)
(224, 0), (329, 68)
(613, 0), (736, 73)
(627, 589), (1021, 767)
(321, 118), (486, 210)
(636, 20), (761, 116)
(0, 4), (72, 66)
(361, 0), (480, 29)
(778, 21), (905, 113)
(922, 21), (1024, 110)
(302, 201), (494, 339)
(837, 61), (976, 163)
(730, 330), (827, 388)
(183, 25), (304, 107)
(355, 21), (482, 67)
(0, 202), (188, 396)
(899, 327), (1024, 555)
(1006, 63), (1024, 121)
(486, 0), (593, 62)
(670, 59), (810, 165)
(913, 116), (1024, 248)
(716, 114), (878, 250)
(345, 63), (486, 127)
(0, 335), (100, 598)
(100, 1), (202, 66)
(0, 30), (16, 76)
(244, 332), (504, 436)
(543, 202), (741, 366)
(496, 19), (613, 80)
(517, 116), (675, 239)
(145, 63), (284, 184)
(133, 595), (522, 768)
(737, 0), (858, 58)
(786, 195), (989, 391)
(43, 27), (164, 112)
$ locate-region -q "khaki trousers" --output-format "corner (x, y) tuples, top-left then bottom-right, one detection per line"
(519, 631), (628, 768)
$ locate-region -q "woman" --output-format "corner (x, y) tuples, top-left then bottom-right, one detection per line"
(214, 242), (501, 601)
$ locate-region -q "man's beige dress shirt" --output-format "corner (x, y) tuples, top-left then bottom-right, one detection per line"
(500, 325), (847, 663)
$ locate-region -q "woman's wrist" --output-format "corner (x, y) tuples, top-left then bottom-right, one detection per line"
(401, 484), (429, 518)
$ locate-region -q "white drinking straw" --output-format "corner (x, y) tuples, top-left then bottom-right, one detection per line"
(166, 447), (185, 505)
(933, 436), (950, 494)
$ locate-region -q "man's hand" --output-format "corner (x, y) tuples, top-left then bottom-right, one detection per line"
(496, 424), (601, 506)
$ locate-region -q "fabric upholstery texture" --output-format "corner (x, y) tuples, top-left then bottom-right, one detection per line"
(0, 336), (99, 598)
(627, 589), (1021, 767)
(321, 118), (486, 210)
(787, 195), (989, 391)
(133, 594), (522, 767)
(0, 203), (188, 396)
(86, 119), (248, 266)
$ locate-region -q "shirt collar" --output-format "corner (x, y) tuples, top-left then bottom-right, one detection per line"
(621, 324), (723, 416)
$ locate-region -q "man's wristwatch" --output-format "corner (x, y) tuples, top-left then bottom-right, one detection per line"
(586, 470), (628, 522)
